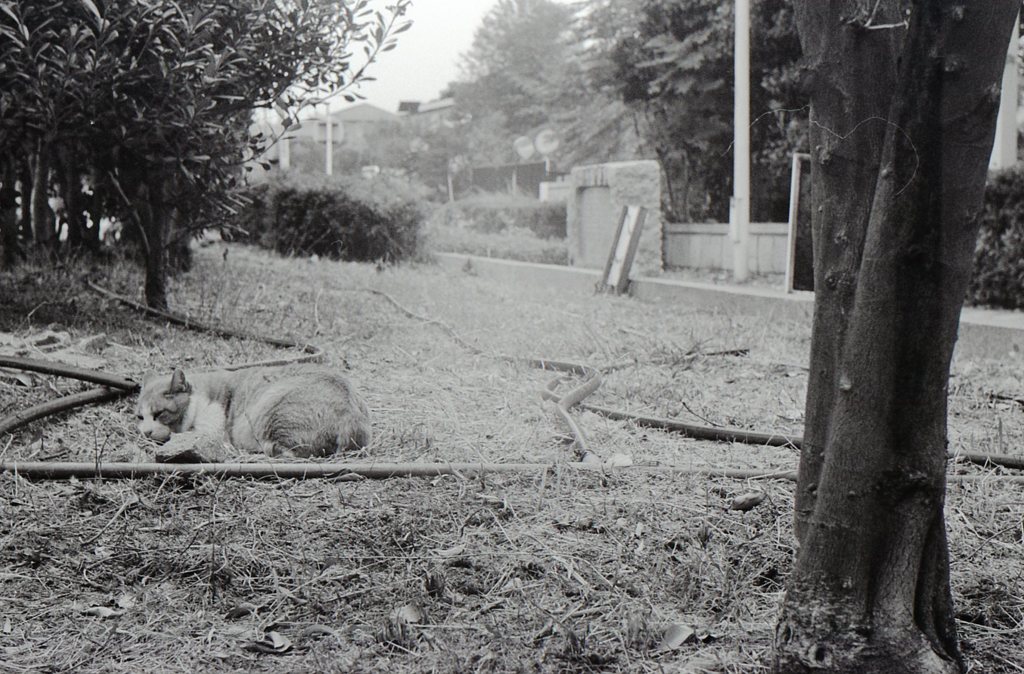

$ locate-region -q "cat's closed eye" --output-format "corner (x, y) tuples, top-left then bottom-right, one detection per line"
(157, 411), (175, 424)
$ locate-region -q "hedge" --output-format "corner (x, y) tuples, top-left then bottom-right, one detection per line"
(431, 193), (567, 239)
(968, 167), (1024, 309)
(426, 225), (569, 265)
(237, 174), (426, 262)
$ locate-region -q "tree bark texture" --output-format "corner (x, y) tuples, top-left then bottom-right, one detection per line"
(56, 147), (89, 251)
(17, 158), (32, 242)
(135, 179), (169, 311)
(30, 141), (55, 247)
(1, 161), (21, 267)
(775, 2), (1018, 673)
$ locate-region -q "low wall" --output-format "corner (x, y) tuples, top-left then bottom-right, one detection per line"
(664, 222), (790, 274)
(567, 160), (662, 275)
(433, 252), (1024, 362)
(539, 180), (573, 203)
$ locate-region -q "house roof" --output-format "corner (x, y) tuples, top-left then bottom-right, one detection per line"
(328, 102), (400, 123)
(417, 98), (455, 114)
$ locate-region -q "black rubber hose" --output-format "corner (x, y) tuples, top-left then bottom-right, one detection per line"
(0, 355), (138, 391)
(0, 388), (130, 436)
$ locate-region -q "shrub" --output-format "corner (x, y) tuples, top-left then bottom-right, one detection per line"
(432, 193), (567, 239)
(425, 225), (569, 265)
(968, 168), (1024, 309)
(238, 174), (427, 262)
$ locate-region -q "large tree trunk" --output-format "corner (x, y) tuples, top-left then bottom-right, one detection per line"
(30, 140), (55, 248)
(17, 158), (32, 243)
(55, 147), (88, 252)
(1, 162), (20, 267)
(774, 2), (1018, 673)
(134, 179), (169, 311)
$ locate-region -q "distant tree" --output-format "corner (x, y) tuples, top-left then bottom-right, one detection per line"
(447, 0), (574, 165)
(0, 0), (410, 308)
(546, 0), (647, 168)
(609, 0), (804, 222)
(773, 2), (1017, 672)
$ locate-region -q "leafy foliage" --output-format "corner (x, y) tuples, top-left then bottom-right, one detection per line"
(431, 193), (566, 239)
(606, 0), (805, 222)
(445, 0), (575, 165)
(285, 117), (472, 202)
(0, 0), (411, 306)
(426, 224), (569, 265)
(445, 0), (805, 223)
(239, 173), (426, 262)
(967, 167), (1024, 309)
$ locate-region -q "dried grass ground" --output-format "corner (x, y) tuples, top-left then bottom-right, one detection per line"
(1, 244), (1022, 673)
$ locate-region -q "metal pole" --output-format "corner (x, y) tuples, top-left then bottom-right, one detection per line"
(279, 135), (291, 172)
(732, 0), (751, 281)
(324, 106), (333, 176)
(990, 12), (1019, 170)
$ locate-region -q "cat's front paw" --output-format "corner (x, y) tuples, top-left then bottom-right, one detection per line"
(153, 433), (229, 463)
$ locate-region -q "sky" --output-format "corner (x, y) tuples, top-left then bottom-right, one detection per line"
(343, 0), (500, 114)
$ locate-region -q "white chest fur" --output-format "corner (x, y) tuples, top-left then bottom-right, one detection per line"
(182, 391), (228, 437)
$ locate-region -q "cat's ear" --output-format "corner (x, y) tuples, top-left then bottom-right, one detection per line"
(169, 369), (191, 394)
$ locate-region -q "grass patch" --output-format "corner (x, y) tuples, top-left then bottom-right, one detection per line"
(424, 225), (569, 265)
(0, 244), (1022, 672)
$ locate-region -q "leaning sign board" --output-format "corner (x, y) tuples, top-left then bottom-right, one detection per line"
(598, 206), (647, 295)
(785, 153), (814, 293)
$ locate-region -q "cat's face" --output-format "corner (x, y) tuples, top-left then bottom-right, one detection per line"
(136, 369), (192, 443)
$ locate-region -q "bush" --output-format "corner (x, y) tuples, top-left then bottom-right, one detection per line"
(432, 193), (567, 239)
(238, 174), (426, 262)
(968, 168), (1024, 309)
(425, 224), (568, 265)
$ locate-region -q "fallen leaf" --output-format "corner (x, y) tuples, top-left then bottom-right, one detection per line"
(695, 628), (720, 643)
(247, 630), (292, 655)
(224, 602), (258, 620)
(2, 617), (11, 633)
(658, 623), (696, 651)
(299, 624), (337, 640)
(81, 606), (124, 619)
(729, 491), (767, 512)
(0, 368), (38, 387)
(432, 544), (466, 559)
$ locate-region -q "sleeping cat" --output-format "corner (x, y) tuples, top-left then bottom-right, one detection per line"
(136, 364), (371, 460)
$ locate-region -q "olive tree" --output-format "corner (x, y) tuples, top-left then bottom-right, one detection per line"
(0, 0), (410, 308)
(773, 2), (1017, 672)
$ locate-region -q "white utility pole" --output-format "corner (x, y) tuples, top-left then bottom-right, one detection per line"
(324, 106), (334, 176)
(731, 0), (751, 282)
(990, 14), (1019, 170)
(278, 135), (291, 171)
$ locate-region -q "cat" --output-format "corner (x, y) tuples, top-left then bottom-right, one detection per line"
(136, 364), (371, 460)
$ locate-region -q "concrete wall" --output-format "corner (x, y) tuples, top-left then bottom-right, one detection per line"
(567, 160), (662, 276)
(434, 252), (1024, 362)
(539, 180), (573, 203)
(664, 222), (789, 274)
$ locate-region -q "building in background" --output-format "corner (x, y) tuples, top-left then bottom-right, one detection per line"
(398, 97), (457, 130)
